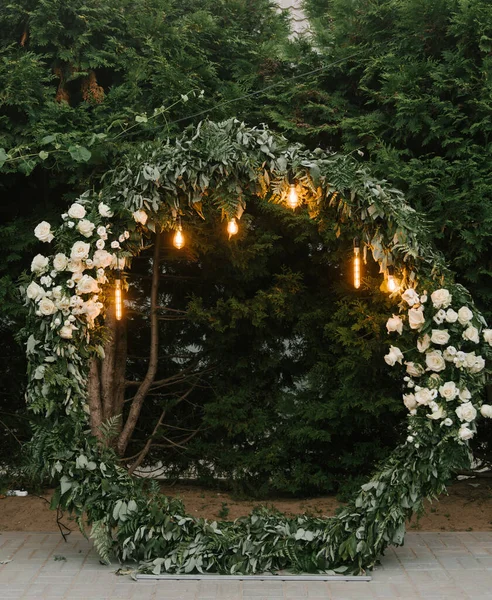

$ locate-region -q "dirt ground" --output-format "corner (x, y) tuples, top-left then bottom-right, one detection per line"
(1, 480), (491, 533)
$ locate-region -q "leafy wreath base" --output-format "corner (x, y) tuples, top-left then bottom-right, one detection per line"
(23, 120), (491, 575)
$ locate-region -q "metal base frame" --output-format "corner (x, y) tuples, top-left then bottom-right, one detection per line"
(136, 574), (372, 582)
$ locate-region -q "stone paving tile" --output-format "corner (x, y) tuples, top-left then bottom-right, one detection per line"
(3, 531), (492, 598)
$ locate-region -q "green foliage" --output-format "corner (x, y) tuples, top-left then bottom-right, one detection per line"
(271, 0), (492, 320)
(0, 0), (289, 452)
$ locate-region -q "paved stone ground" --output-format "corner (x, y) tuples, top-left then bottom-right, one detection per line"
(1, 531), (492, 599)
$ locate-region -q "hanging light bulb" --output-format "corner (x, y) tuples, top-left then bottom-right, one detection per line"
(115, 271), (123, 321)
(287, 184), (300, 210)
(353, 238), (361, 289)
(387, 265), (397, 293)
(227, 218), (238, 238)
(173, 221), (184, 250)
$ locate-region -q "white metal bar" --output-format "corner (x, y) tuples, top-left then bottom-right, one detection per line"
(136, 574), (371, 582)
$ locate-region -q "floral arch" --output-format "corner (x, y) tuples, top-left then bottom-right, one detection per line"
(23, 119), (492, 574)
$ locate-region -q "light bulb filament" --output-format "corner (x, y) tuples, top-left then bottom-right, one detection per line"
(115, 278), (123, 321)
(173, 227), (184, 250)
(287, 184), (300, 210)
(354, 249), (361, 289)
(227, 218), (238, 237)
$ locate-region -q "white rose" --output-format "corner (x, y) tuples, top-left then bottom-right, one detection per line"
(458, 306), (473, 326)
(408, 306), (425, 330)
(458, 425), (474, 440)
(405, 362), (424, 377)
(66, 279), (75, 289)
(439, 381), (458, 401)
(96, 239), (105, 250)
(70, 241), (91, 261)
(431, 288), (452, 309)
(469, 355), (485, 374)
(433, 309), (446, 325)
(427, 405), (446, 420)
(83, 299), (102, 326)
(425, 350), (446, 372)
(38, 297), (57, 316)
(98, 202), (113, 217)
(31, 254), (49, 274)
(443, 418), (453, 426)
(417, 334), (431, 353)
(421, 294), (428, 303)
(443, 346), (457, 362)
(59, 325), (73, 339)
(459, 388), (471, 402)
(67, 203), (86, 219)
(462, 325), (480, 344)
(76, 219), (95, 238)
(384, 345), (404, 366)
(431, 329), (450, 345)
(93, 249), (114, 269)
(455, 402), (477, 423)
(53, 253), (69, 271)
(445, 309), (458, 323)
(67, 221), (75, 228)
(26, 281), (45, 301)
(55, 296), (70, 312)
(70, 295), (83, 309)
(96, 268), (107, 284)
(484, 329), (492, 345)
(118, 234), (125, 243)
(133, 209), (148, 225)
(85, 259), (94, 269)
(454, 351), (466, 368)
(97, 226), (106, 236)
(403, 393), (417, 411)
(34, 221), (54, 243)
(401, 288), (420, 306)
(111, 240), (120, 249)
(386, 315), (403, 334)
(124, 231), (130, 239)
(76, 274), (99, 295)
(415, 388), (435, 406)
(40, 275), (52, 287)
(480, 405), (492, 418)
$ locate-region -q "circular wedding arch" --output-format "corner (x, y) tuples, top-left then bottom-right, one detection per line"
(24, 119), (491, 575)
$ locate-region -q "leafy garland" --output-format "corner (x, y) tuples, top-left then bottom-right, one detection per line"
(22, 120), (491, 575)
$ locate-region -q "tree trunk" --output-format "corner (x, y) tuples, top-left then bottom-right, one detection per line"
(116, 234), (161, 456)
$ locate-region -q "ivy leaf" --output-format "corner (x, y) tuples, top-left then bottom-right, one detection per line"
(68, 145), (92, 163)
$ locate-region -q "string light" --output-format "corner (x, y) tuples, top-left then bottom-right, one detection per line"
(387, 266), (397, 292)
(227, 218), (238, 237)
(173, 220), (185, 250)
(353, 238), (361, 289)
(287, 184), (300, 210)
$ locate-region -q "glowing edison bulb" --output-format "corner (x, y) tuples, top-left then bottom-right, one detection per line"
(227, 218), (238, 237)
(115, 277), (123, 321)
(354, 249), (361, 289)
(287, 184), (300, 210)
(173, 227), (184, 250)
(353, 239), (361, 289)
(387, 266), (397, 293)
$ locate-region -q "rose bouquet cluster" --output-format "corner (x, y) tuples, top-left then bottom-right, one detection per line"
(24, 198), (149, 342)
(385, 287), (492, 443)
